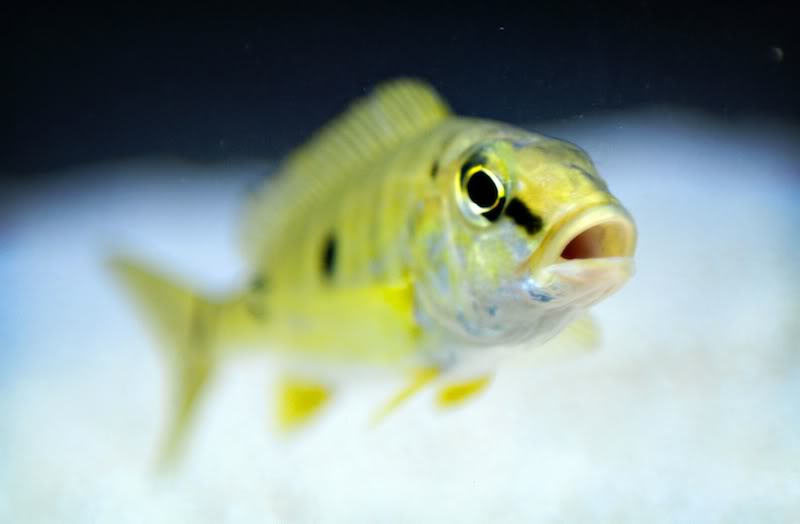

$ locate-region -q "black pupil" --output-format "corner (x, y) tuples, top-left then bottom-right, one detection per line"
(466, 170), (499, 208)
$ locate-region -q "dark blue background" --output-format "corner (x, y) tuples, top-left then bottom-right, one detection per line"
(3, 6), (796, 177)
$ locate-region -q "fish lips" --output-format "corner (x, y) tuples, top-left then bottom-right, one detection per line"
(522, 256), (635, 308)
(546, 256), (635, 304)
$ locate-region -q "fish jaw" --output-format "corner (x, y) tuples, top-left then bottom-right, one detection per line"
(532, 257), (635, 308)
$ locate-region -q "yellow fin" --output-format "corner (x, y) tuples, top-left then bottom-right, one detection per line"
(109, 256), (218, 468)
(517, 314), (601, 369)
(242, 78), (451, 262)
(276, 376), (332, 431)
(379, 277), (417, 321)
(282, 78), (450, 178)
(436, 375), (492, 408)
(560, 313), (601, 349)
(371, 367), (439, 425)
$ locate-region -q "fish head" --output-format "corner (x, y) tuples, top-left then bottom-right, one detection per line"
(414, 131), (636, 347)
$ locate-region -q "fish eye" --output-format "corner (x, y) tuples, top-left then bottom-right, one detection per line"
(460, 165), (506, 223)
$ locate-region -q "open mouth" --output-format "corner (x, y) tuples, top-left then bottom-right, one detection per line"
(520, 203), (636, 306)
(532, 204), (637, 271)
(560, 220), (633, 260)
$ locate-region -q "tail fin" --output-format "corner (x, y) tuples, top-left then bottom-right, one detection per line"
(109, 256), (218, 468)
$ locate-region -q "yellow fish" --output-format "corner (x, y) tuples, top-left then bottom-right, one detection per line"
(112, 79), (637, 464)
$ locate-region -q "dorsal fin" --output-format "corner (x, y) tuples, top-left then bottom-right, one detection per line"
(242, 78), (451, 263)
(282, 78), (450, 181)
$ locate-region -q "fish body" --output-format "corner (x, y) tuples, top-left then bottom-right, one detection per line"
(112, 79), (637, 463)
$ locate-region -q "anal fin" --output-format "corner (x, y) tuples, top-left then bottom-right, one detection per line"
(371, 367), (439, 425)
(436, 375), (492, 409)
(277, 376), (332, 431)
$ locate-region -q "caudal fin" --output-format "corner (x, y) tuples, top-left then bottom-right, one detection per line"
(109, 256), (218, 468)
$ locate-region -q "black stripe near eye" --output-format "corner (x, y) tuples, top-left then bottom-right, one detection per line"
(482, 196), (506, 222)
(505, 198), (543, 235)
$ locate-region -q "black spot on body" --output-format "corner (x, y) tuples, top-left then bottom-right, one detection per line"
(246, 275), (269, 319)
(430, 161), (439, 179)
(505, 198), (543, 235)
(250, 275), (268, 292)
(321, 234), (337, 279)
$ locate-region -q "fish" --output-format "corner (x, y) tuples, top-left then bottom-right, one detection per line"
(111, 78), (637, 465)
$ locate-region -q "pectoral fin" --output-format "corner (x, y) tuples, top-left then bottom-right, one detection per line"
(436, 375), (492, 408)
(276, 376), (332, 431)
(516, 313), (601, 369)
(371, 367), (439, 425)
(561, 313), (601, 349)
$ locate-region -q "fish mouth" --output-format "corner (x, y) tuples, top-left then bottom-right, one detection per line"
(520, 203), (636, 307)
(534, 202), (636, 269)
(523, 202), (637, 303)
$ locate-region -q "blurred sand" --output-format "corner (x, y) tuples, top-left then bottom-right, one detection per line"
(2, 109), (799, 523)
